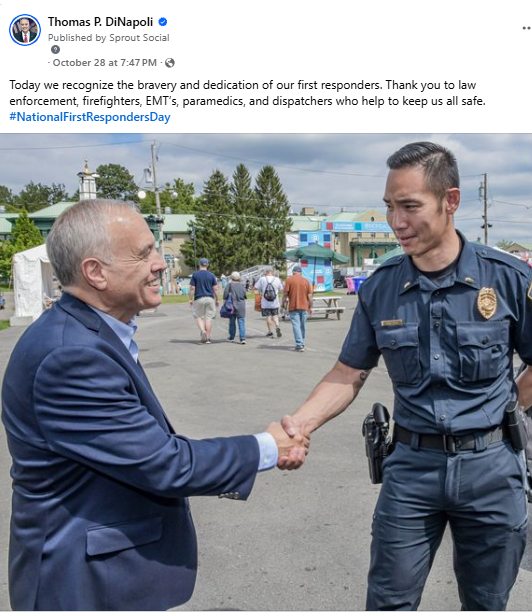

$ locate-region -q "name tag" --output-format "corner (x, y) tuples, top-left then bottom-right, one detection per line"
(380, 319), (404, 327)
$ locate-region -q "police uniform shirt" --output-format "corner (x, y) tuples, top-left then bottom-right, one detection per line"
(339, 232), (532, 435)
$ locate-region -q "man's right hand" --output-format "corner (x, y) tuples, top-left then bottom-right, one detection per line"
(265, 421), (309, 470)
(276, 415), (312, 470)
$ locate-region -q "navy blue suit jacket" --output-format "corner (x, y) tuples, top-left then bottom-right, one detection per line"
(1, 293), (259, 610)
(14, 30), (37, 42)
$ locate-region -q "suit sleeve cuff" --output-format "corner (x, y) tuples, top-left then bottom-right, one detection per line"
(253, 432), (278, 471)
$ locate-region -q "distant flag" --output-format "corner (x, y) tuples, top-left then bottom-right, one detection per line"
(12, 17), (38, 35)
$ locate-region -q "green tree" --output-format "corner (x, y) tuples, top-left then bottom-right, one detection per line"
(13, 182), (70, 212)
(0, 210), (43, 280)
(253, 165), (292, 266)
(0, 241), (14, 282)
(496, 239), (515, 251)
(0, 185), (13, 205)
(96, 164), (139, 202)
(181, 170), (232, 274)
(139, 178), (196, 214)
(229, 164), (257, 270)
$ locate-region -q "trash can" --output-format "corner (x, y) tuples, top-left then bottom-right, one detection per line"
(354, 276), (368, 293)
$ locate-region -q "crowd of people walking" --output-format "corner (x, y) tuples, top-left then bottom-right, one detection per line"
(189, 260), (315, 351)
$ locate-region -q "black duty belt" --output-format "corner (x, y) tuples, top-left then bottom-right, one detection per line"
(394, 424), (510, 454)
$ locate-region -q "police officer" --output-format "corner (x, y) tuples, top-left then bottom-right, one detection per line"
(279, 142), (532, 610)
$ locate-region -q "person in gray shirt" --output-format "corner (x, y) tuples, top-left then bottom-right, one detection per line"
(224, 271), (248, 344)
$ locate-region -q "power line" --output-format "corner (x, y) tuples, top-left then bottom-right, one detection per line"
(491, 199), (532, 209)
(156, 138), (387, 178)
(0, 139), (146, 151)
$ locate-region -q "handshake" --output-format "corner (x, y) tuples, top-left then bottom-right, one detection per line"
(265, 415), (310, 471)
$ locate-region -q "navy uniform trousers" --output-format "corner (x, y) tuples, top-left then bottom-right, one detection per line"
(366, 439), (528, 610)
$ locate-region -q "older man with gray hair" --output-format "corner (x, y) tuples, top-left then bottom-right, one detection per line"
(1, 199), (309, 611)
(224, 271), (248, 344)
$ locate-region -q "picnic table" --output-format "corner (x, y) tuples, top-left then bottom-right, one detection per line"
(311, 295), (344, 319)
(281, 295), (345, 320)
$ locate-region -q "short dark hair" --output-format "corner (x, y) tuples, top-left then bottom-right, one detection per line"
(386, 141), (459, 199)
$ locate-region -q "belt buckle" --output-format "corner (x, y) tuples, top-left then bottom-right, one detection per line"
(443, 434), (461, 454)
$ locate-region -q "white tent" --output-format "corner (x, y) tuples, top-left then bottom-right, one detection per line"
(10, 244), (55, 326)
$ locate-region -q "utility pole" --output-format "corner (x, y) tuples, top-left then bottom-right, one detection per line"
(151, 141), (165, 259)
(190, 224), (197, 269)
(150, 141), (168, 294)
(480, 173), (491, 245)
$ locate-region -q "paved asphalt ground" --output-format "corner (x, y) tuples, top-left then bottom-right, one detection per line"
(0, 292), (531, 611)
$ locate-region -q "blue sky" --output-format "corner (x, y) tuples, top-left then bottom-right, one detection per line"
(1, 133), (531, 245)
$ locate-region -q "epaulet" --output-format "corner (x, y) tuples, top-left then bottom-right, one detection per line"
(474, 244), (531, 275)
(374, 254), (405, 271)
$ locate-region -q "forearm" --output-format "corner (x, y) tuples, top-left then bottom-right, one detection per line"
(293, 361), (370, 434)
(516, 365), (532, 410)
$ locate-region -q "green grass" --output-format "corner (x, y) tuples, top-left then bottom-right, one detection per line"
(0, 320), (10, 332)
(160, 291), (258, 303)
(160, 294), (191, 304)
(159, 290), (341, 303)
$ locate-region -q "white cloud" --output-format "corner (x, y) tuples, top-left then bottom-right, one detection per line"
(1, 133), (531, 244)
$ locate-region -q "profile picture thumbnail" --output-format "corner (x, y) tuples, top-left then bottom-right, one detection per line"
(10, 15), (40, 45)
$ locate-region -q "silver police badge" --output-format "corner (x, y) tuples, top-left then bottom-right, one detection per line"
(477, 287), (497, 319)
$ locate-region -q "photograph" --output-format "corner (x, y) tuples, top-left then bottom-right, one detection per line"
(0, 133), (531, 611)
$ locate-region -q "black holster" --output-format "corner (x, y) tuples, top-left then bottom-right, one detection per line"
(362, 403), (394, 484)
(505, 400), (532, 503)
(505, 400), (528, 451)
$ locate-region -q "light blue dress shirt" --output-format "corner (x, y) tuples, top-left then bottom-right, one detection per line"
(90, 306), (278, 471)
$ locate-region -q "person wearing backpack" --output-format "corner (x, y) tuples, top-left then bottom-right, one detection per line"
(254, 267), (284, 338)
(224, 271), (248, 344)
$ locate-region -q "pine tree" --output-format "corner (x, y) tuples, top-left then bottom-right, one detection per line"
(253, 166), (292, 267)
(181, 170), (232, 275)
(229, 164), (257, 271)
(11, 210), (43, 251)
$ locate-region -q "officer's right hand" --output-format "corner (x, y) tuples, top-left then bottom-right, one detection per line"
(265, 421), (309, 470)
(278, 415), (312, 470)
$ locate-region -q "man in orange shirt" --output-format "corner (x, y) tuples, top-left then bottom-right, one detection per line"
(282, 266), (313, 352)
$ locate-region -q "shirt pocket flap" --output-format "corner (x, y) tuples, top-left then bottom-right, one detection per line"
(456, 321), (509, 348)
(86, 514), (162, 556)
(375, 324), (419, 350)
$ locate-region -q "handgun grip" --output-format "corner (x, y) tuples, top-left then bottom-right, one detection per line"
(372, 403), (389, 426)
